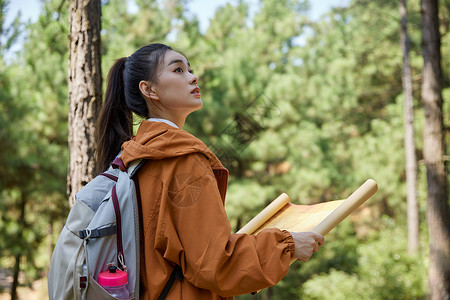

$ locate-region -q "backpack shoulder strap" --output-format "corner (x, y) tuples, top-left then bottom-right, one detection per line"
(112, 155), (181, 299)
(111, 157), (145, 178)
(158, 265), (183, 300)
(128, 159), (145, 178)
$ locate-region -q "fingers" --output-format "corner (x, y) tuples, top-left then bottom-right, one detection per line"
(305, 233), (323, 258)
(312, 242), (319, 253)
(304, 234), (322, 259)
(301, 255), (312, 262)
(310, 232), (324, 246)
(315, 234), (325, 246)
(290, 231), (325, 261)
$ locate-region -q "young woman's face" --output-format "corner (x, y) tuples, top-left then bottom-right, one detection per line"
(152, 50), (202, 116)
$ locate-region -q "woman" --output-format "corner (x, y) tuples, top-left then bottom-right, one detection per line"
(96, 43), (324, 300)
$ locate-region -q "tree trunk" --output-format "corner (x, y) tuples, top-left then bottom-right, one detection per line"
(10, 254), (20, 300)
(10, 191), (26, 300)
(399, 0), (419, 254)
(421, 0), (450, 298)
(68, 0), (102, 206)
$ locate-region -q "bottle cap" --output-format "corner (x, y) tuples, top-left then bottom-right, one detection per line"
(98, 266), (128, 287)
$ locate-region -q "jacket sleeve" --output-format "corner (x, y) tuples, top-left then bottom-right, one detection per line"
(157, 153), (295, 296)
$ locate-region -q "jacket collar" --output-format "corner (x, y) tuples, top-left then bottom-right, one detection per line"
(120, 121), (229, 202)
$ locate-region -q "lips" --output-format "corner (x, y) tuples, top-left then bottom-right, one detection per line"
(191, 86), (201, 94)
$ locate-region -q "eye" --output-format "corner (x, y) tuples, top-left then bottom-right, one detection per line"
(189, 69), (194, 74)
(175, 67), (183, 73)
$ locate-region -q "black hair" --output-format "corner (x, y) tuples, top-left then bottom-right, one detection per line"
(95, 43), (173, 172)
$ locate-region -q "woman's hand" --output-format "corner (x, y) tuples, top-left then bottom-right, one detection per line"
(289, 231), (324, 261)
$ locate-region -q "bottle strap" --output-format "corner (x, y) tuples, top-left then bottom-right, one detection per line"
(111, 185), (125, 270)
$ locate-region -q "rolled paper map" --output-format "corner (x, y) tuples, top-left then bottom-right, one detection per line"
(288, 179), (378, 265)
(235, 180), (378, 266)
(311, 179), (378, 236)
(236, 179), (378, 294)
(237, 193), (290, 234)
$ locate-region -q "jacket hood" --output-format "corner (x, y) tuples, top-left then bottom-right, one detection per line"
(120, 121), (225, 170)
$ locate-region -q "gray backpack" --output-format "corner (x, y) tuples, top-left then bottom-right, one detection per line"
(48, 157), (183, 299)
(48, 156), (184, 300)
(48, 157), (144, 299)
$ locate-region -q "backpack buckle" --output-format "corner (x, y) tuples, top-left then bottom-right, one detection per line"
(79, 228), (92, 240)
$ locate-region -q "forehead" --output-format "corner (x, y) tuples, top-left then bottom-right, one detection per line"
(163, 50), (189, 67)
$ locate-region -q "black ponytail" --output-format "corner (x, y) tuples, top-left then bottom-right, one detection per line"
(96, 57), (132, 173)
(95, 43), (172, 172)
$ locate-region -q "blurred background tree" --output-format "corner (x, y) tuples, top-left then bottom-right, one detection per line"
(67, 0), (102, 206)
(0, 0), (448, 299)
(420, 0), (450, 297)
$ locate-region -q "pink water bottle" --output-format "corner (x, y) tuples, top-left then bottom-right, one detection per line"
(98, 266), (129, 299)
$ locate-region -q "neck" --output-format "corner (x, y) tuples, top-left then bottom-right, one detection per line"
(148, 112), (186, 129)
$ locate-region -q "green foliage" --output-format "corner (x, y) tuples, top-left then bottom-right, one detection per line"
(1, 0), (448, 297)
(225, 179), (277, 231)
(302, 270), (367, 300)
(301, 219), (427, 299)
(0, 0), (69, 291)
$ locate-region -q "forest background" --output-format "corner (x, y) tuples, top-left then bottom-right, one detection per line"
(0, 0), (449, 299)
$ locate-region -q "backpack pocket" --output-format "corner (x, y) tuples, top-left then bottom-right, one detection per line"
(86, 276), (134, 300)
(48, 200), (95, 300)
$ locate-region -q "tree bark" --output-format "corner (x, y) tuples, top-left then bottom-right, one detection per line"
(68, 0), (102, 206)
(11, 253), (20, 300)
(399, 0), (419, 254)
(10, 191), (26, 300)
(421, 0), (450, 298)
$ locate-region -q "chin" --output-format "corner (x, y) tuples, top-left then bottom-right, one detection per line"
(193, 99), (203, 110)
(183, 102), (203, 118)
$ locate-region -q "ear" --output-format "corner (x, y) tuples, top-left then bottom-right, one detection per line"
(139, 80), (159, 101)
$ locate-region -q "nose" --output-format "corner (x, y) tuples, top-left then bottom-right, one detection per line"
(190, 73), (198, 85)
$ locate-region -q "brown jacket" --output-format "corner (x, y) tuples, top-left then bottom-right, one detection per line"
(120, 121), (295, 300)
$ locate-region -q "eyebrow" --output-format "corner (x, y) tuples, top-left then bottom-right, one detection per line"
(167, 59), (190, 67)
